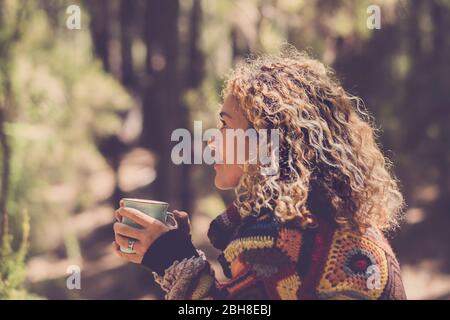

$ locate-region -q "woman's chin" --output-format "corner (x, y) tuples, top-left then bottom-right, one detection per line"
(214, 175), (234, 190)
(213, 165), (242, 190)
(214, 178), (229, 190)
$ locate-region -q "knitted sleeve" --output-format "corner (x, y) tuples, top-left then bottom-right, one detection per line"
(141, 228), (226, 299)
(141, 226), (300, 300)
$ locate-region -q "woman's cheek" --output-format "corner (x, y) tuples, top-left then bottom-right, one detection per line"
(226, 164), (243, 187)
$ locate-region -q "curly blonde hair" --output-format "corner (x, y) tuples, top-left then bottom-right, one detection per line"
(223, 47), (404, 232)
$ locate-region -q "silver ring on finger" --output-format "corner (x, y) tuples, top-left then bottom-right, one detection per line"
(128, 238), (136, 251)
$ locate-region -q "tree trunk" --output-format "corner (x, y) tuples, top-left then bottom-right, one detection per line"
(431, 0), (450, 201)
(0, 105), (10, 240)
(186, 0), (204, 89)
(120, 0), (136, 88)
(178, 0), (204, 212)
(85, 0), (111, 72)
(231, 25), (251, 60)
(141, 0), (181, 207)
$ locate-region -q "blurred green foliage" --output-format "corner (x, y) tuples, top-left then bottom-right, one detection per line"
(0, 1), (132, 298)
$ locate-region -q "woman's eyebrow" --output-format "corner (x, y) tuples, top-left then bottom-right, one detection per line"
(219, 111), (232, 119)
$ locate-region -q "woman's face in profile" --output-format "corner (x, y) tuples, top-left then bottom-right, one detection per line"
(209, 94), (250, 190)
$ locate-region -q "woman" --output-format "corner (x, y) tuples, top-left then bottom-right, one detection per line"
(112, 48), (407, 300)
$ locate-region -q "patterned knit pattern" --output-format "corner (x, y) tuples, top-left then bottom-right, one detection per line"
(152, 205), (406, 300)
(153, 250), (210, 300)
(316, 229), (388, 299)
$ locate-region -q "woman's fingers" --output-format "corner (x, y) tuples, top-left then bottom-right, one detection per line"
(114, 208), (122, 222)
(114, 233), (133, 248)
(116, 207), (148, 227)
(114, 200), (125, 221)
(112, 241), (120, 251)
(112, 241), (142, 263)
(113, 203), (173, 265)
(113, 222), (144, 240)
(114, 234), (146, 255)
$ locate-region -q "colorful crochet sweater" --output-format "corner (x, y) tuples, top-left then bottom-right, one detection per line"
(142, 204), (406, 300)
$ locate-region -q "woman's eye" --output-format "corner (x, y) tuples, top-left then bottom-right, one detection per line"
(218, 120), (227, 129)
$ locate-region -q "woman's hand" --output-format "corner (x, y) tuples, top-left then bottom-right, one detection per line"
(112, 200), (191, 264)
(112, 201), (170, 263)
